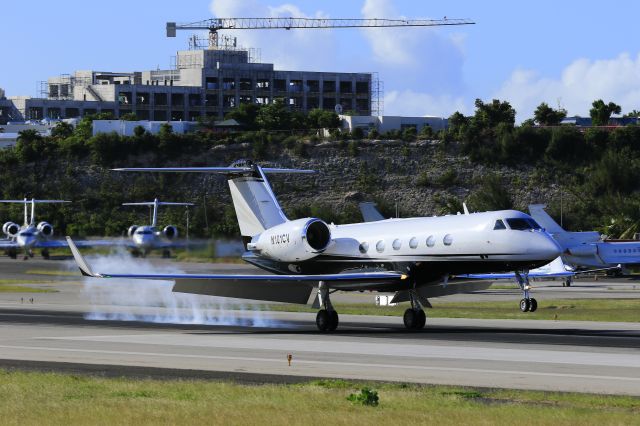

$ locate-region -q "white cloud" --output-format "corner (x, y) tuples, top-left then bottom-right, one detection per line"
(384, 90), (469, 117)
(209, 0), (339, 71)
(495, 53), (640, 121)
(360, 0), (467, 96)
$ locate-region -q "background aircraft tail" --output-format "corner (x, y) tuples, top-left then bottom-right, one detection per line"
(113, 160), (315, 239)
(528, 204), (565, 233)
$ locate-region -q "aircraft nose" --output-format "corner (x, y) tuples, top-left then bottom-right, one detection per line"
(537, 232), (562, 259)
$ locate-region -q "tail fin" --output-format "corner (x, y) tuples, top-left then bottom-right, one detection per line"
(528, 204), (565, 233)
(122, 198), (194, 227)
(112, 160), (315, 238)
(0, 199), (71, 226)
(359, 202), (385, 222)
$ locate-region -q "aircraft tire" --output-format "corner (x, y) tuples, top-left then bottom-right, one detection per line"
(42, 249), (50, 260)
(328, 310), (339, 331)
(520, 298), (530, 312)
(403, 308), (417, 329)
(316, 310), (330, 332)
(529, 298), (538, 312)
(415, 309), (426, 329)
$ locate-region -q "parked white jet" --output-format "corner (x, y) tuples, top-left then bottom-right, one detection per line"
(123, 198), (194, 258)
(0, 198), (105, 260)
(529, 204), (640, 272)
(67, 160), (560, 331)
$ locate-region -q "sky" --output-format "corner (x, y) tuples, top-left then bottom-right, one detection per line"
(2, 0), (640, 121)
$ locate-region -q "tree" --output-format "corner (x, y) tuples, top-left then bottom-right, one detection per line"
(467, 175), (513, 211)
(307, 108), (340, 129)
(51, 121), (74, 139)
(472, 99), (516, 129)
(533, 102), (567, 126)
(623, 109), (640, 118)
(120, 112), (138, 121)
(225, 103), (260, 130)
(256, 99), (291, 130)
(590, 99), (621, 126)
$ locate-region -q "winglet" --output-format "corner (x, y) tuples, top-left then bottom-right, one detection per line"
(65, 237), (98, 277)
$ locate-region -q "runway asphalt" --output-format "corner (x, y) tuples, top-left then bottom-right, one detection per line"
(0, 256), (639, 395)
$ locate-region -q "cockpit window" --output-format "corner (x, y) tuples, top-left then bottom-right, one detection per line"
(506, 218), (541, 231)
(493, 220), (506, 230)
(136, 230), (153, 235)
(20, 232), (34, 237)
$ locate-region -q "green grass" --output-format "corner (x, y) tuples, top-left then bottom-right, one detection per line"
(0, 284), (57, 293)
(0, 371), (637, 425)
(25, 269), (78, 277)
(263, 299), (640, 323)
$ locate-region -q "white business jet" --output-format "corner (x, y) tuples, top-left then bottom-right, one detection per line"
(66, 160), (560, 331)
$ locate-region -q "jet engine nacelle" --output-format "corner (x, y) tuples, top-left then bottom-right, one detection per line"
(128, 225), (138, 238)
(251, 218), (331, 262)
(37, 221), (53, 237)
(163, 225), (178, 239)
(2, 222), (19, 237)
(566, 244), (598, 257)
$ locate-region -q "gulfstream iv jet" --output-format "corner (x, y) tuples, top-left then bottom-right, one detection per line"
(1, 198), (71, 259)
(123, 198), (194, 258)
(67, 160), (560, 331)
(1, 198), (114, 260)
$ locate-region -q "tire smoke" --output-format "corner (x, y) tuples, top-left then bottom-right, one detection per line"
(79, 250), (282, 327)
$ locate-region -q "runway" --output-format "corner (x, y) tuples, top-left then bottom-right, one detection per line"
(0, 257), (639, 395)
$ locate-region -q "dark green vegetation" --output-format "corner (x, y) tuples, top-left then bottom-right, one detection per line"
(1, 98), (640, 239)
(0, 371), (637, 425)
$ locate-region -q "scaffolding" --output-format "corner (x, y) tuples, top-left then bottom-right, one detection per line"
(371, 72), (383, 116)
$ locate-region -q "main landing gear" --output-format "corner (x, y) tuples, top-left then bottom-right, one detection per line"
(403, 289), (426, 330)
(515, 271), (537, 313)
(562, 277), (572, 287)
(162, 249), (171, 258)
(315, 281), (339, 332)
(41, 249), (50, 260)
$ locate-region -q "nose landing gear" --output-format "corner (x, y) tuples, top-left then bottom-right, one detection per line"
(515, 271), (537, 312)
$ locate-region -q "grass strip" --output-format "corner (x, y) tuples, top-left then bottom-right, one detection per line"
(0, 284), (57, 293)
(0, 371), (636, 425)
(262, 298), (640, 323)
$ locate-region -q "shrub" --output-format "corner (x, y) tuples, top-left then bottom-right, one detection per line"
(347, 387), (379, 407)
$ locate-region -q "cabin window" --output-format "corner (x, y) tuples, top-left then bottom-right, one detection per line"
(426, 235), (435, 247)
(358, 242), (369, 253)
(494, 220), (506, 230)
(409, 237), (418, 249)
(443, 234), (453, 246)
(392, 239), (401, 250)
(506, 218), (541, 231)
(376, 240), (385, 252)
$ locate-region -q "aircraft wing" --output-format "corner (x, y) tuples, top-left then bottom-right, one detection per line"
(0, 240), (18, 249)
(66, 237), (407, 304)
(35, 239), (124, 249)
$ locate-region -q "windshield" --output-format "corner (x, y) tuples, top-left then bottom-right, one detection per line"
(506, 218), (542, 231)
(20, 232), (34, 237)
(136, 230), (153, 235)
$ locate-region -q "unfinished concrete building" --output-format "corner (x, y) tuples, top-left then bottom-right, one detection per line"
(14, 47), (373, 122)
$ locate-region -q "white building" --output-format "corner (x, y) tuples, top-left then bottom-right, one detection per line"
(340, 115), (448, 134)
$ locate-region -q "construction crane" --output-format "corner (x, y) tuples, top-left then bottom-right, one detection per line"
(166, 17), (475, 49)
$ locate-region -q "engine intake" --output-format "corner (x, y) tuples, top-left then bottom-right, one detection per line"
(37, 221), (53, 237)
(2, 222), (19, 237)
(163, 225), (178, 239)
(128, 225), (138, 238)
(251, 218), (331, 262)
